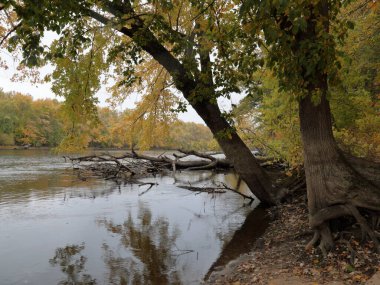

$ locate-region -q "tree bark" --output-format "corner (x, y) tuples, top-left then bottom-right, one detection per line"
(299, 65), (380, 253)
(297, 1), (380, 252)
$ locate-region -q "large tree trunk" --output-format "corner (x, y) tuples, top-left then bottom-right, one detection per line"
(299, 79), (380, 253)
(285, 0), (380, 253)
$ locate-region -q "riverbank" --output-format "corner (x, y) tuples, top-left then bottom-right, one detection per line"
(0, 145), (124, 150)
(206, 191), (379, 285)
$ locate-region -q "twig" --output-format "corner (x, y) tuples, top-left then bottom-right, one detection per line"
(218, 182), (255, 202)
(178, 185), (226, 194)
(138, 182), (158, 196)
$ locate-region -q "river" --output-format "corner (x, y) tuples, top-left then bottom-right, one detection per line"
(0, 149), (267, 285)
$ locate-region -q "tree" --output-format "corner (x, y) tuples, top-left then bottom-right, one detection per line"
(240, 0), (380, 252)
(234, 0), (380, 166)
(1, 0), (276, 205)
(0, 90), (65, 147)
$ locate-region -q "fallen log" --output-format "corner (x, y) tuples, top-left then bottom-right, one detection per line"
(67, 149), (281, 170)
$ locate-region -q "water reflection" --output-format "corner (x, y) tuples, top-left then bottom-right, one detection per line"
(99, 204), (181, 284)
(205, 206), (269, 280)
(50, 244), (96, 285)
(172, 170), (216, 185)
(0, 150), (268, 285)
(0, 148), (108, 206)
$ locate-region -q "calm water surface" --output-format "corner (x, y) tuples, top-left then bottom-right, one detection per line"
(0, 149), (267, 285)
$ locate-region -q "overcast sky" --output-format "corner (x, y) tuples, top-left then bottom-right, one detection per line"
(0, 48), (242, 125)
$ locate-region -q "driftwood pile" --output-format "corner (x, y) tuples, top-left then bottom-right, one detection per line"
(65, 149), (288, 201)
(66, 149), (233, 182)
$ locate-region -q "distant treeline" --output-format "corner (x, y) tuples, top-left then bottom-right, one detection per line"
(0, 90), (216, 150)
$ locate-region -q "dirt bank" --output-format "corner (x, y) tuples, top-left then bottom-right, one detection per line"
(206, 192), (379, 285)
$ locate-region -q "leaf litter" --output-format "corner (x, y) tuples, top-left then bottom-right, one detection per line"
(206, 192), (379, 285)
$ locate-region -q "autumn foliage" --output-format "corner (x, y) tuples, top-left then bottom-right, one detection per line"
(0, 89), (215, 151)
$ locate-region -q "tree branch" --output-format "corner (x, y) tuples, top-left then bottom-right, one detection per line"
(84, 7), (197, 98)
(0, 22), (21, 47)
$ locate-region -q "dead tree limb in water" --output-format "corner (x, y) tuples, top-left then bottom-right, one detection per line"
(138, 182), (158, 196)
(177, 185), (227, 194)
(65, 151), (260, 202)
(65, 150), (233, 186)
(177, 182), (255, 204)
(126, 149), (233, 170)
(68, 150), (233, 173)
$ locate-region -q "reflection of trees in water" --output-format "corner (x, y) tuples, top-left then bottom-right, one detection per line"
(0, 169), (118, 205)
(49, 243), (96, 285)
(98, 204), (181, 285)
(62, 185), (122, 201)
(205, 207), (269, 280)
(47, 172), (251, 284)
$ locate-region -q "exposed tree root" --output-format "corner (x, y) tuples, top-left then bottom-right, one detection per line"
(349, 206), (380, 251)
(305, 231), (320, 251)
(345, 154), (380, 187)
(303, 154), (380, 256)
(278, 153), (380, 256)
(307, 202), (380, 255)
(275, 171), (306, 202)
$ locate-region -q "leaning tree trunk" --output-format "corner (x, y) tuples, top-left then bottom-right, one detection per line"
(190, 36), (276, 206)
(90, 8), (278, 206)
(299, 80), (380, 253)
(192, 101), (276, 206)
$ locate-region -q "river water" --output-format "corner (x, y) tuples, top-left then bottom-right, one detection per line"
(0, 149), (267, 285)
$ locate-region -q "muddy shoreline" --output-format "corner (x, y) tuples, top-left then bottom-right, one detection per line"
(205, 191), (379, 285)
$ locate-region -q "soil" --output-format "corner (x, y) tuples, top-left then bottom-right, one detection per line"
(205, 191), (379, 285)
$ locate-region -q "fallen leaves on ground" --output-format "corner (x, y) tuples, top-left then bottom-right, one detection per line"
(206, 193), (379, 285)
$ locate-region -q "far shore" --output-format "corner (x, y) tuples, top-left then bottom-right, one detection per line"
(0, 146), (206, 152)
